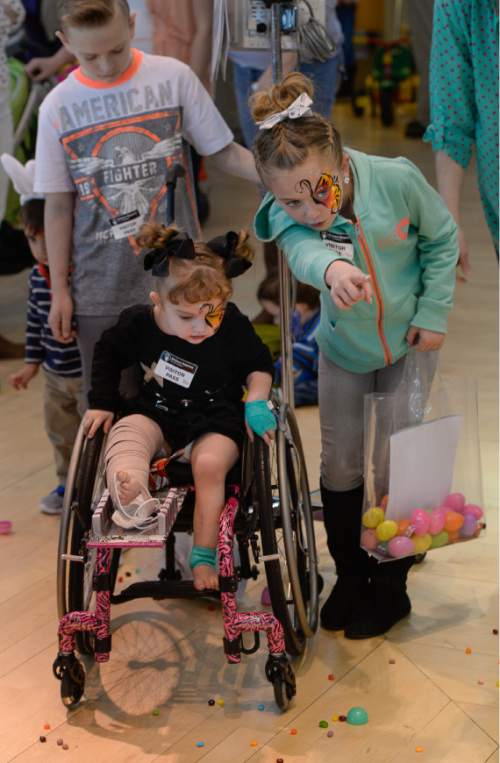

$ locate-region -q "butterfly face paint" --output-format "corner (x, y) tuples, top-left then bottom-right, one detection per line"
(201, 302), (226, 331)
(297, 173), (343, 215)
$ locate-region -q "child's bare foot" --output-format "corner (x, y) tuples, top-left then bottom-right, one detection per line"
(116, 471), (142, 506)
(193, 564), (219, 591)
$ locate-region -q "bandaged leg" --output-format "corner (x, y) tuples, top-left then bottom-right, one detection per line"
(105, 414), (165, 529)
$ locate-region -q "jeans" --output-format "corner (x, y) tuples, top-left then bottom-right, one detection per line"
(232, 55), (341, 149)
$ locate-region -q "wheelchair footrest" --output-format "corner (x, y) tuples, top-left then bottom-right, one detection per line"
(110, 579), (220, 603)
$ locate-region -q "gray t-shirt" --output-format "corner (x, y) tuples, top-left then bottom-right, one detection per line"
(34, 50), (233, 315)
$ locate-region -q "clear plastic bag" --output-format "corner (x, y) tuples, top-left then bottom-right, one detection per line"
(361, 350), (484, 561)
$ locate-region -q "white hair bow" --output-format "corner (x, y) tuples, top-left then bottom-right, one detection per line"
(0, 154), (43, 204)
(257, 92), (313, 130)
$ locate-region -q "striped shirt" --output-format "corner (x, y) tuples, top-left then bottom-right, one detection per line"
(25, 264), (82, 377)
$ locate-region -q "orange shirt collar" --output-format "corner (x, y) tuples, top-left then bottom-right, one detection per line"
(73, 48), (143, 89)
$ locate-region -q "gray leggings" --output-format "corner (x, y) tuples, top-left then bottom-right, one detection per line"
(318, 352), (438, 492)
(75, 314), (141, 403)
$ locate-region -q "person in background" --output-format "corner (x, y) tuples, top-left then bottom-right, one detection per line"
(0, 0), (26, 358)
(336, 0), (357, 99)
(2, 154), (83, 515)
(255, 274), (320, 406)
(404, 0), (434, 139)
(424, 0), (499, 275)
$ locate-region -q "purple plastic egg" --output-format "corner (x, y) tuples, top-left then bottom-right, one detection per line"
(463, 504), (484, 520)
(460, 514), (478, 538)
(411, 509), (431, 536)
(443, 493), (465, 513)
(361, 529), (378, 551)
(429, 508), (446, 536)
(387, 536), (416, 558)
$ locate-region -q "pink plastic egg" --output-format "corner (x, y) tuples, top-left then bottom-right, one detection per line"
(443, 493), (465, 513)
(387, 536), (416, 558)
(361, 529), (378, 551)
(463, 504), (484, 520)
(460, 514), (478, 538)
(429, 508), (446, 536)
(411, 509), (431, 536)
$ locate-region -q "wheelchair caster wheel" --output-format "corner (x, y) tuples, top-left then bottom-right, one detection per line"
(265, 655), (296, 711)
(53, 653), (86, 708)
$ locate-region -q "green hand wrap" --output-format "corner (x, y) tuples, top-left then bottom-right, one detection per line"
(245, 399), (277, 438)
(189, 545), (217, 570)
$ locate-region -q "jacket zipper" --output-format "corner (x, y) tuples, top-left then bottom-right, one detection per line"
(355, 219), (393, 366)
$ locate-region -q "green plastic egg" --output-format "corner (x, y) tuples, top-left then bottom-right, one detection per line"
(430, 530), (449, 548)
(362, 507), (385, 528)
(413, 533), (432, 553)
(375, 519), (398, 542)
(346, 707), (369, 725)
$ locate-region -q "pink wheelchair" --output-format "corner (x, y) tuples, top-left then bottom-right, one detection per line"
(53, 401), (319, 712)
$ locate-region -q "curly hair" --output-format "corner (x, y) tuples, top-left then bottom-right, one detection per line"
(138, 223), (253, 305)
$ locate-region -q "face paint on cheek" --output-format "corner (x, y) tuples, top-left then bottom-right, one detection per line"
(297, 173), (342, 215)
(201, 302), (226, 331)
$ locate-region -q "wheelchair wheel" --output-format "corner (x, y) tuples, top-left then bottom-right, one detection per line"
(256, 405), (319, 656)
(57, 425), (119, 655)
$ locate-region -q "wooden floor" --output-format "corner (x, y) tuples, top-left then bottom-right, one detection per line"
(0, 102), (498, 762)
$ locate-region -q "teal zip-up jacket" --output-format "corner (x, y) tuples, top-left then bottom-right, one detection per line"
(254, 148), (458, 374)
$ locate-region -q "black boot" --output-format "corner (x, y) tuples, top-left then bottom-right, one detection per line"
(320, 483), (371, 631)
(344, 556), (414, 639)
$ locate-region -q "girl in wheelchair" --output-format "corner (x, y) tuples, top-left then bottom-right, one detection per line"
(82, 224), (277, 592)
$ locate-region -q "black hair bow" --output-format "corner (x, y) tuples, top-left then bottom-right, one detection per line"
(143, 231), (195, 277)
(207, 231), (252, 278)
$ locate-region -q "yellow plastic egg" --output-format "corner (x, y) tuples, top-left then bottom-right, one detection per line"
(413, 534), (432, 554)
(362, 507), (385, 528)
(375, 519), (398, 542)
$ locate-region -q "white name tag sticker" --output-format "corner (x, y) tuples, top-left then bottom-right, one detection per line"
(321, 231), (354, 261)
(155, 351), (198, 388)
(109, 210), (144, 240)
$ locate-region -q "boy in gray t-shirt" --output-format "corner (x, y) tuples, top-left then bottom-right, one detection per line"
(34, 0), (259, 393)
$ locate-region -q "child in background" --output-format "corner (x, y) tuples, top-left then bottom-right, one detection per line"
(2, 155), (83, 514)
(84, 225), (275, 591)
(256, 275), (320, 406)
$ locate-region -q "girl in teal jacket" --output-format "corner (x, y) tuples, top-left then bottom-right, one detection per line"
(252, 72), (458, 640)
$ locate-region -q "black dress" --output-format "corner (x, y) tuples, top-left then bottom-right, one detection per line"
(89, 303), (274, 451)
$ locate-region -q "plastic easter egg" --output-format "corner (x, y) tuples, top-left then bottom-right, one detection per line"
(443, 493), (465, 513)
(376, 519), (398, 542)
(411, 509), (431, 536)
(380, 495), (389, 511)
(430, 530), (449, 548)
(444, 511), (464, 533)
(361, 529), (378, 551)
(362, 507), (385, 529)
(346, 707), (369, 725)
(387, 536), (416, 558)
(448, 530), (460, 543)
(429, 508), (446, 536)
(463, 504), (484, 520)
(413, 533), (432, 554)
(460, 514), (478, 538)
(397, 519), (412, 536)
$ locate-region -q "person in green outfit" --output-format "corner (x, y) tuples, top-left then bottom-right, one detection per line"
(251, 72), (458, 639)
(424, 0), (499, 276)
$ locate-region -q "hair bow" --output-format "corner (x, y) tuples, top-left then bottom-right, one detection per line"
(143, 231), (195, 276)
(257, 92), (313, 130)
(207, 231), (252, 278)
